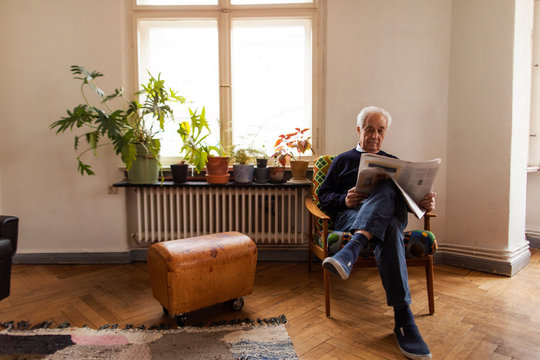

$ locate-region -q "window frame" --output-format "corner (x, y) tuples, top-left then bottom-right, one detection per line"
(131, 0), (325, 165)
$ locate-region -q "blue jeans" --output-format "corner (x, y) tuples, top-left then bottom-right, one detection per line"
(334, 180), (410, 307)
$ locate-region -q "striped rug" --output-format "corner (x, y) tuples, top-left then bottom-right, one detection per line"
(0, 321), (297, 359)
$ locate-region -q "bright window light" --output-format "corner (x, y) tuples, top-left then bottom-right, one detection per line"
(138, 20), (220, 158)
(231, 18), (312, 155)
(137, 0), (217, 5)
(232, 0), (312, 4)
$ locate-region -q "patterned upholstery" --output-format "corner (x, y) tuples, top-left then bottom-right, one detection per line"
(311, 156), (438, 258)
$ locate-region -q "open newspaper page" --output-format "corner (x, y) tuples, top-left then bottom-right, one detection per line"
(355, 153), (441, 219)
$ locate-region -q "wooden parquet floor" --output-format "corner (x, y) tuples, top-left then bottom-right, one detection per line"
(1, 249), (540, 359)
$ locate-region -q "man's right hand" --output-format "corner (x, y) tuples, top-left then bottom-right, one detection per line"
(345, 187), (369, 208)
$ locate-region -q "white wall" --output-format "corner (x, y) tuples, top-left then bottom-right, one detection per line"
(326, 0), (451, 233)
(511, 0), (533, 251)
(0, 0), (130, 253)
(526, 1), (540, 241)
(0, 0), (533, 273)
(444, 0), (531, 273)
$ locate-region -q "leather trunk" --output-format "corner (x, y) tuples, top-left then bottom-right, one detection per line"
(147, 232), (257, 316)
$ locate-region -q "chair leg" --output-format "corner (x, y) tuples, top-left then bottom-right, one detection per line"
(324, 268), (331, 317)
(425, 256), (435, 315)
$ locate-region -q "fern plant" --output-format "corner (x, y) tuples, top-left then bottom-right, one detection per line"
(51, 65), (185, 175)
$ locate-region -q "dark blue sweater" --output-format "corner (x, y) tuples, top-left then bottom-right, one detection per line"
(318, 148), (397, 217)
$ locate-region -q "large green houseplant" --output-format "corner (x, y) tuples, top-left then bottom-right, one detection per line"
(51, 65), (185, 183)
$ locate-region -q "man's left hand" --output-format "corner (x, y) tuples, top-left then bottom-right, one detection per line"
(420, 192), (436, 212)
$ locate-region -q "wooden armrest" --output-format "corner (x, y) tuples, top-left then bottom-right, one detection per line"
(305, 197), (331, 221)
(423, 212), (437, 231)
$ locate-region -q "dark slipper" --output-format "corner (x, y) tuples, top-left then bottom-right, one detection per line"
(394, 324), (431, 359)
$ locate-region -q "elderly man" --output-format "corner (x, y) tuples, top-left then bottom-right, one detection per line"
(318, 106), (435, 360)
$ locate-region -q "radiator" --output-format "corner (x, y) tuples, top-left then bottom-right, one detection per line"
(129, 186), (310, 248)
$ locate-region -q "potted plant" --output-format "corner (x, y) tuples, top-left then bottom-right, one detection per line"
(252, 147), (269, 183)
(175, 107), (220, 183)
(232, 148), (255, 183)
(272, 128), (313, 182)
(254, 145), (269, 168)
(206, 152), (230, 184)
(51, 65), (185, 184)
(268, 156), (286, 183)
(180, 113), (229, 184)
(177, 107), (227, 183)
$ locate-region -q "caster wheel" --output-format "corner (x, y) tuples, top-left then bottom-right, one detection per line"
(230, 297), (244, 310)
(162, 305), (169, 316)
(175, 314), (187, 327)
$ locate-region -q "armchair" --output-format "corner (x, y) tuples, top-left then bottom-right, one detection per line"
(306, 156), (437, 317)
(0, 216), (18, 301)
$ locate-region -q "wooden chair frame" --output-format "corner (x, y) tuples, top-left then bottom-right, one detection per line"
(305, 197), (436, 317)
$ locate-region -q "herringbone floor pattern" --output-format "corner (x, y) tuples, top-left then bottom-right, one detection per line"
(1, 249), (539, 359)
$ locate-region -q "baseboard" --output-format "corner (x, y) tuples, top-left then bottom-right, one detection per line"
(13, 248), (309, 264)
(13, 252), (136, 264)
(435, 242), (531, 276)
(525, 229), (540, 249)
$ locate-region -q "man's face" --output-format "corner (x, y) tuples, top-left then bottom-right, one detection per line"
(357, 112), (387, 153)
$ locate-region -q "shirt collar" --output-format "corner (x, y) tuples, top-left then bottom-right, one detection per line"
(356, 144), (364, 152)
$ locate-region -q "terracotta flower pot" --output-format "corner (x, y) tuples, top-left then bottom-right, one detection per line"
(268, 166), (285, 183)
(206, 156), (230, 184)
(290, 160), (309, 180)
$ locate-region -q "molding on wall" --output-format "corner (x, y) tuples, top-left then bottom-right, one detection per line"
(435, 242), (531, 276)
(13, 252), (137, 264)
(525, 228), (540, 248)
(13, 248), (309, 264)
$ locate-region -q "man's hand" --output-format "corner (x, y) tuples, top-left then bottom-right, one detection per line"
(345, 187), (369, 208)
(420, 192), (436, 212)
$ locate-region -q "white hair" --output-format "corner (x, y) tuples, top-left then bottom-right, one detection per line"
(356, 106), (392, 129)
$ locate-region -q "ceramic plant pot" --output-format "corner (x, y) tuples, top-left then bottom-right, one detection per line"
(256, 158), (268, 168)
(170, 163), (189, 183)
(268, 166), (285, 183)
(128, 143), (159, 184)
(255, 167), (269, 183)
(233, 164), (254, 183)
(290, 160), (309, 181)
(206, 156), (230, 184)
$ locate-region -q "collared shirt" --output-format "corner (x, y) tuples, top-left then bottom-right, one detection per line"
(355, 144), (364, 152)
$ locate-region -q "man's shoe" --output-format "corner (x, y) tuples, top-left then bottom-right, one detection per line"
(322, 244), (357, 279)
(394, 324), (432, 359)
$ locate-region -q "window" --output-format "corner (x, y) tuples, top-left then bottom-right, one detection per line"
(134, 0), (322, 164)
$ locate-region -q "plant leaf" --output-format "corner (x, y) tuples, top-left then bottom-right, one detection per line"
(77, 159), (95, 176)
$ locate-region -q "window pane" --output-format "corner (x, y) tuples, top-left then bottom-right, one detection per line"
(137, 0), (217, 5)
(231, 18), (312, 157)
(232, 0), (312, 4)
(138, 20), (220, 158)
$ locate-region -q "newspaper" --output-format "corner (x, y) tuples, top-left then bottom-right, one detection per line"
(356, 153), (441, 219)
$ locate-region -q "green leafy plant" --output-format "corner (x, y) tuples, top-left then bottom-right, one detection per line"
(271, 128), (313, 166)
(231, 146), (268, 165)
(233, 149), (250, 165)
(177, 107), (223, 174)
(51, 65), (185, 175)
